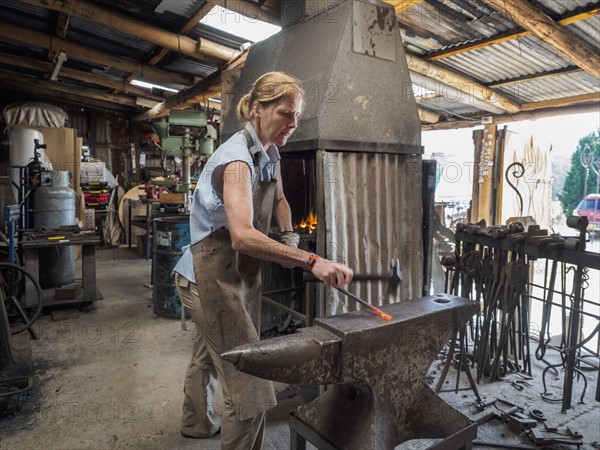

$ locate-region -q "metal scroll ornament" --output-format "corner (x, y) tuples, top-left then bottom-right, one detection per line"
(505, 162), (525, 218)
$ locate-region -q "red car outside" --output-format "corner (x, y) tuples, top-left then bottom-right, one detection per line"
(573, 194), (600, 231)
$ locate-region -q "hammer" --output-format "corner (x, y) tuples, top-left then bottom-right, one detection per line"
(304, 258), (403, 301)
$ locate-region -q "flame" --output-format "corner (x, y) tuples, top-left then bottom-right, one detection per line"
(294, 211), (318, 234)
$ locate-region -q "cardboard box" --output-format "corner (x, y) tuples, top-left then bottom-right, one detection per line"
(159, 192), (185, 204)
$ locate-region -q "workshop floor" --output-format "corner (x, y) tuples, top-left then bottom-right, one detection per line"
(0, 245), (598, 450)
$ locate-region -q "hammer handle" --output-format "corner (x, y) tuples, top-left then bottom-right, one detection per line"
(303, 272), (386, 284)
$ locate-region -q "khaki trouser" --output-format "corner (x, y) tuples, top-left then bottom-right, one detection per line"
(177, 273), (268, 449)
(176, 274), (221, 438)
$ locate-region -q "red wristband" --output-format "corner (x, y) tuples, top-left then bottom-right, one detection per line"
(303, 254), (319, 272)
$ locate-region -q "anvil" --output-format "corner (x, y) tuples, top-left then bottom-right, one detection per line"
(223, 294), (479, 449)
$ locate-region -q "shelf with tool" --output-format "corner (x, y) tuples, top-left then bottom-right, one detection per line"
(130, 109), (216, 259)
(442, 215), (599, 417)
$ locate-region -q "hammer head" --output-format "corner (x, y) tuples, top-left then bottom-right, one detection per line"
(389, 258), (402, 301)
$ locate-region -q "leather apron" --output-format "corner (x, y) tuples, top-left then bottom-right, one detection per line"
(190, 129), (277, 421)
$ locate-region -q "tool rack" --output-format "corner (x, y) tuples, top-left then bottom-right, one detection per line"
(444, 220), (599, 414)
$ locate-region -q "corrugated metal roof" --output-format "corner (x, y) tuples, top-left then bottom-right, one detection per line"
(498, 72), (600, 104)
(67, 17), (158, 61)
(533, 0), (599, 15)
(0, 0), (596, 122)
(160, 56), (218, 79)
(2, 0), (56, 35)
(155, 0), (198, 17)
(398, 0), (515, 50)
(418, 99), (486, 118)
(439, 38), (573, 84)
(568, 16), (600, 50)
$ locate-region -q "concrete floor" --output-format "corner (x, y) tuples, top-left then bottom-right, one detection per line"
(1, 245), (599, 449)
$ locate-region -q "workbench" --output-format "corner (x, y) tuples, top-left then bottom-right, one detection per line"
(21, 234), (102, 309)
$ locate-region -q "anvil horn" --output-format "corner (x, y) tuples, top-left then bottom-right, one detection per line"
(221, 327), (342, 385)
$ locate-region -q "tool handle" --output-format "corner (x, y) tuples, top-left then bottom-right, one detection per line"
(303, 272), (385, 284)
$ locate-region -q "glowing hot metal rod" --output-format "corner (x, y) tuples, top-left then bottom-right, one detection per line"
(222, 294), (479, 449)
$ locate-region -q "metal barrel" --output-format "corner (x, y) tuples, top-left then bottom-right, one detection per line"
(33, 171), (76, 288)
(152, 216), (190, 318)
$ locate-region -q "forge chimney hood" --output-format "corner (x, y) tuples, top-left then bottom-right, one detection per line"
(221, 0), (422, 154)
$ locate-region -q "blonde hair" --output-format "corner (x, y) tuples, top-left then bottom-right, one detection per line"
(236, 72), (304, 124)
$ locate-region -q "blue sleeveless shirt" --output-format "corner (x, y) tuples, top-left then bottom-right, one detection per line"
(173, 123), (281, 282)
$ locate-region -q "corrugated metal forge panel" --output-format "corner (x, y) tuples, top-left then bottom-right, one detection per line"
(323, 151), (423, 315)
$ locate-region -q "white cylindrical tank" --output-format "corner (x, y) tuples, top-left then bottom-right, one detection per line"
(7, 127), (51, 202)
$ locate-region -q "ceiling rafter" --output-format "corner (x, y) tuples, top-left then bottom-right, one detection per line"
(405, 53), (522, 113)
(17, 0), (241, 65)
(0, 71), (144, 109)
(481, 0), (600, 78)
(0, 20), (194, 86)
(422, 103), (599, 131)
(0, 52), (166, 102)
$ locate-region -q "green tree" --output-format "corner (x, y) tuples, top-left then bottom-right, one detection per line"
(558, 129), (600, 216)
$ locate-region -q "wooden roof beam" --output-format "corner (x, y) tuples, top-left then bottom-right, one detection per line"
(148, 2), (213, 66)
(0, 20), (194, 86)
(0, 53), (166, 102)
(427, 6), (600, 61)
(481, 0), (600, 78)
(0, 72), (144, 109)
(386, 0), (425, 15)
(418, 107), (440, 124)
(133, 73), (223, 123)
(520, 92), (600, 111)
(18, 0), (241, 65)
(405, 53), (522, 113)
(149, 1), (278, 66)
(422, 102), (600, 131)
